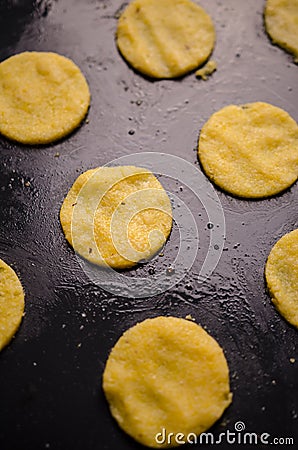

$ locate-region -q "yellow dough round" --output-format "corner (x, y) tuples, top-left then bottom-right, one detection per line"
(116, 0), (215, 79)
(60, 166), (172, 269)
(265, 229), (298, 328)
(0, 258), (25, 351)
(198, 102), (298, 198)
(103, 317), (232, 448)
(0, 52), (90, 144)
(265, 0), (298, 62)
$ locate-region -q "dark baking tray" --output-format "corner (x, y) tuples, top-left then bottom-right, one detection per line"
(0, 1), (297, 449)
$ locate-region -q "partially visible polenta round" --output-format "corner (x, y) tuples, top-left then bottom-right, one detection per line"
(116, 0), (215, 79)
(0, 258), (25, 351)
(198, 102), (298, 198)
(60, 166), (172, 269)
(265, 0), (298, 62)
(103, 316), (232, 448)
(0, 52), (90, 144)
(265, 229), (298, 328)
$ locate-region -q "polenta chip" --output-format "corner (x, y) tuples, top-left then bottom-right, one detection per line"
(265, 229), (298, 328)
(0, 52), (90, 144)
(116, 0), (215, 79)
(198, 102), (298, 198)
(265, 0), (298, 62)
(103, 316), (232, 448)
(0, 258), (25, 351)
(60, 166), (172, 269)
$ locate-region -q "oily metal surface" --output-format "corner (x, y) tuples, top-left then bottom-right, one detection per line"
(0, 0), (297, 449)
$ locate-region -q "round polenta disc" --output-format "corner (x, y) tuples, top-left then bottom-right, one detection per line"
(198, 102), (298, 198)
(0, 52), (90, 144)
(0, 258), (25, 351)
(265, 229), (298, 328)
(265, 0), (298, 62)
(102, 316), (232, 448)
(116, 0), (215, 79)
(60, 166), (172, 269)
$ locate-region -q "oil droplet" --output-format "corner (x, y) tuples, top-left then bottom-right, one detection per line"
(166, 267), (175, 276)
(207, 222), (214, 229)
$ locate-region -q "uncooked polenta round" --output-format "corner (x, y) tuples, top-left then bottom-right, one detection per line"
(102, 316), (232, 448)
(0, 258), (25, 351)
(198, 102), (298, 198)
(265, 229), (298, 328)
(0, 52), (90, 144)
(265, 0), (298, 62)
(60, 166), (172, 269)
(116, 0), (215, 79)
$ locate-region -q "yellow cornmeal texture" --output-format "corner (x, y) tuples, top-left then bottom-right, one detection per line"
(265, 229), (298, 328)
(198, 102), (298, 198)
(0, 258), (25, 351)
(116, 0), (215, 78)
(195, 60), (217, 80)
(0, 52), (90, 144)
(60, 166), (172, 269)
(103, 317), (232, 448)
(265, 0), (298, 62)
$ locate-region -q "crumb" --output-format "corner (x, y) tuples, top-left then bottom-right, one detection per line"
(185, 314), (195, 321)
(195, 60), (217, 80)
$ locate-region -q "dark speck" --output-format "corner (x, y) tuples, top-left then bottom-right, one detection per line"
(128, 129), (135, 135)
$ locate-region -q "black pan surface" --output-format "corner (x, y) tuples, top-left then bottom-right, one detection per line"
(0, 1), (297, 449)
